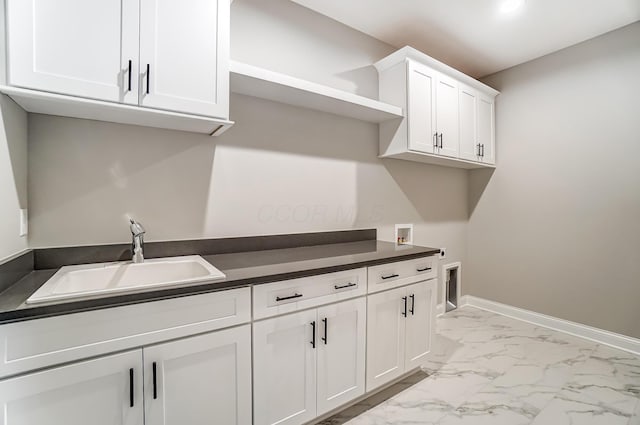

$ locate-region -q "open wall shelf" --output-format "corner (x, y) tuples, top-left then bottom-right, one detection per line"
(229, 61), (403, 123)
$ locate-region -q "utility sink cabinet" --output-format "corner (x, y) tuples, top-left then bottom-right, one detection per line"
(0, 254), (439, 425)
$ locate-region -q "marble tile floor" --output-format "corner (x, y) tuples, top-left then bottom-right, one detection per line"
(318, 306), (640, 425)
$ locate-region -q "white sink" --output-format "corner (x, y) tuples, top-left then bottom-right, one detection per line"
(26, 255), (226, 304)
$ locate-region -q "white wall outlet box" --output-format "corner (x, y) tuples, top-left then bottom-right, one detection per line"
(394, 224), (413, 245)
(19, 209), (28, 237)
(440, 247), (446, 259)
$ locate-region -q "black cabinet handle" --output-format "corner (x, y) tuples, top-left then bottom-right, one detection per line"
(127, 60), (132, 92)
(477, 143), (481, 156)
(410, 294), (415, 315)
(276, 293), (302, 302)
(311, 321), (316, 348)
(129, 368), (134, 407)
(152, 362), (157, 399)
(381, 273), (399, 280)
(439, 133), (444, 149)
(402, 296), (408, 317)
(334, 282), (356, 290)
(433, 132), (439, 147)
(481, 144), (485, 157)
(146, 64), (150, 94)
(416, 267), (432, 272)
(322, 318), (328, 345)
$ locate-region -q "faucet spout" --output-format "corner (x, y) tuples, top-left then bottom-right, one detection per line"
(129, 219), (146, 263)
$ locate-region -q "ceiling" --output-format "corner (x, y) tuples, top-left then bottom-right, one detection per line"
(291, 0), (640, 78)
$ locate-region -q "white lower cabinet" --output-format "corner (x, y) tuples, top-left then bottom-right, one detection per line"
(0, 325), (252, 425)
(253, 297), (366, 425)
(0, 350), (144, 425)
(144, 324), (252, 425)
(366, 280), (436, 392)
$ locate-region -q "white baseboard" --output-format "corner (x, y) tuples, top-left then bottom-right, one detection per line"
(459, 295), (640, 356)
(436, 303), (445, 317)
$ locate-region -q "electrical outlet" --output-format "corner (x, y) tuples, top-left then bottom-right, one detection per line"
(19, 209), (28, 237)
(440, 247), (446, 259)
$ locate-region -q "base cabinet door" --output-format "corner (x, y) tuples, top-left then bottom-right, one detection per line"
(253, 310), (317, 425)
(0, 350), (143, 425)
(366, 286), (407, 392)
(316, 298), (366, 416)
(404, 281), (436, 370)
(144, 325), (252, 425)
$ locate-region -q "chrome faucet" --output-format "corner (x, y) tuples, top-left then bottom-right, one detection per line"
(129, 219), (146, 263)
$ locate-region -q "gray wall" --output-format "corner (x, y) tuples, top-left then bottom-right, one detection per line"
(0, 95), (28, 261)
(27, 0), (469, 302)
(468, 22), (640, 338)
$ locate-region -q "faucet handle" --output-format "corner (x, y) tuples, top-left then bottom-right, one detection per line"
(129, 218), (146, 236)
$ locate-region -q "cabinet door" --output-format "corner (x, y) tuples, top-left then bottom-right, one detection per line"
(144, 325), (252, 425)
(478, 94), (496, 164)
(407, 61), (437, 154)
(458, 84), (480, 162)
(253, 310), (317, 425)
(405, 280), (436, 371)
(139, 0), (229, 118)
(435, 73), (460, 158)
(366, 286), (407, 392)
(6, 0), (139, 105)
(316, 298), (366, 416)
(0, 350), (143, 425)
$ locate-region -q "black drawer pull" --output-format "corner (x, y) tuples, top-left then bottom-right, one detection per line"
(402, 296), (408, 317)
(311, 321), (316, 348)
(127, 60), (132, 91)
(334, 282), (356, 290)
(417, 267), (432, 272)
(129, 368), (134, 407)
(276, 293), (302, 302)
(381, 273), (399, 280)
(322, 318), (328, 345)
(152, 362), (157, 399)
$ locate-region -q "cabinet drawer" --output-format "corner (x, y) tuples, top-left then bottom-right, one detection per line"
(367, 256), (437, 294)
(0, 287), (250, 379)
(253, 268), (367, 320)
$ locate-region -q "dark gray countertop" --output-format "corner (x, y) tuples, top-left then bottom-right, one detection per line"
(0, 240), (439, 324)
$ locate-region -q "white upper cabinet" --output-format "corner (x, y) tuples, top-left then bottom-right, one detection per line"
(139, 0), (229, 118)
(477, 94), (496, 164)
(0, 350), (144, 425)
(376, 46), (499, 169)
(459, 83), (480, 162)
(434, 73), (460, 158)
(2, 0), (231, 135)
(407, 61), (437, 154)
(6, 0), (139, 105)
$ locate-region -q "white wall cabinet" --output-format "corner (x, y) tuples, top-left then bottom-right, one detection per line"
(253, 297), (366, 425)
(376, 47), (498, 169)
(139, 0), (229, 117)
(366, 280), (436, 392)
(0, 350), (144, 425)
(144, 325), (252, 425)
(459, 84), (495, 164)
(2, 0), (230, 134)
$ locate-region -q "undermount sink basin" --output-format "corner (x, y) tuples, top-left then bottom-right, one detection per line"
(26, 255), (226, 304)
